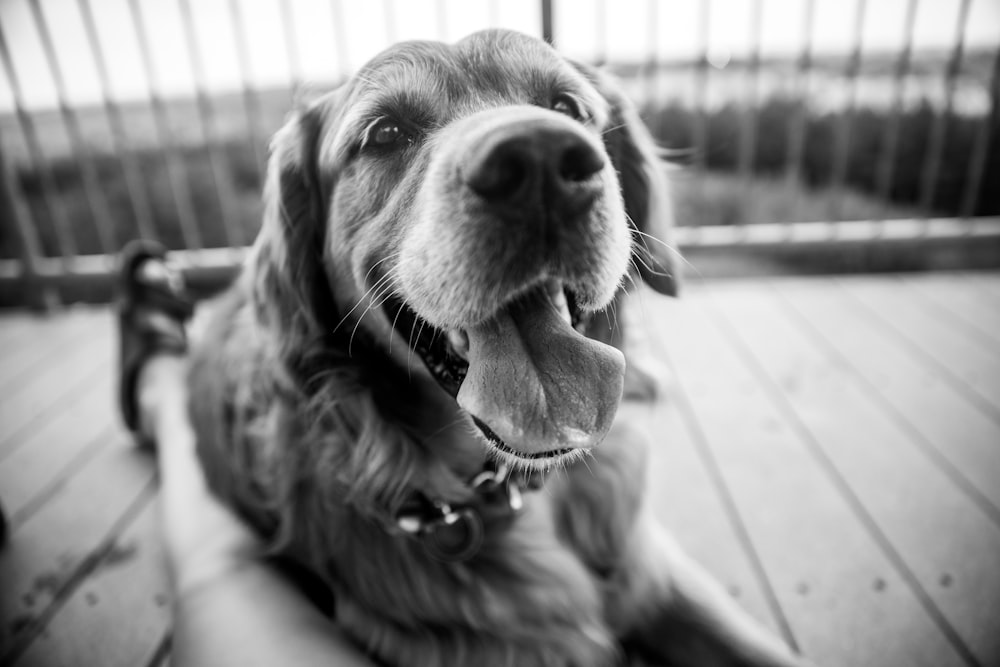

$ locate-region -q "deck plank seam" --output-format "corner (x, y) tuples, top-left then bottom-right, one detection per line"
(3, 479), (159, 666)
(6, 422), (119, 530)
(766, 281), (1000, 530)
(701, 289), (983, 667)
(899, 286), (1000, 352)
(144, 629), (172, 667)
(649, 326), (803, 655)
(0, 317), (104, 393)
(957, 273), (1000, 299)
(0, 355), (113, 463)
(889, 275), (1000, 359)
(831, 277), (1000, 427)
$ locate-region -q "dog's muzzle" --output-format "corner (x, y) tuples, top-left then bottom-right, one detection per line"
(392, 108), (629, 465)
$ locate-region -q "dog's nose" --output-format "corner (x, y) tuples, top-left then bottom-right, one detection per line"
(464, 120), (605, 212)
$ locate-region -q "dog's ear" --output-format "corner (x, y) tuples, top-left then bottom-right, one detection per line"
(574, 63), (681, 297)
(250, 97), (338, 336)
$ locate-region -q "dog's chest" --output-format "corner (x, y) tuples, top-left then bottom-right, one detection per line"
(330, 490), (623, 667)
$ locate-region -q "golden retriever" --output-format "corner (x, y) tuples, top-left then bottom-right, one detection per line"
(188, 29), (810, 667)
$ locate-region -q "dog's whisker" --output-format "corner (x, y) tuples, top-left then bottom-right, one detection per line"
(624, 259), (641, 292)
(600, 121), (628, 136)
(626, 214), (679, 279)
(349, 280), (400, 356)
(333, 271), (395, 336)
(626, 256), (646, 288)
(629, 226), (700, 277)
(387, 294), (407, 355)
(427, 416), (474, 441)
(361, 252), (401, 288)
(407, 315), (419, 351)
(413, 318), (428, 362)
(370, 277), (401, 312)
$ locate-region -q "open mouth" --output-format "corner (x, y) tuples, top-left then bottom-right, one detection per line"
(383, 278), (625, 467)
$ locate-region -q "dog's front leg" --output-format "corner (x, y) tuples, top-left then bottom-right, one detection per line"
(611, 518), (815, 667)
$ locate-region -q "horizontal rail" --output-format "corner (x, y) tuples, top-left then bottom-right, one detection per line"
(675, 217), (1000, 251)
(1, 218), (997, 307)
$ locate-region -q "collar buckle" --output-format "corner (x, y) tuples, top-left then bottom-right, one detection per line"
(393, 462), (525, 562)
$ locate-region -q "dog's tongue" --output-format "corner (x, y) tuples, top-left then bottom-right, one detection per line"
(457, 289), (625, 455)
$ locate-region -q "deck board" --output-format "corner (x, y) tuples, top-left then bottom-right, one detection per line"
(0, 310), (106, 397)
(708, 279), (1000, 665)
(838, 277), (1000, 419)
(14, 500), (170, 667)
(773, 279), (1000, 518)
(647, 288), (969, 667)
(0, 371), (115, 525)
(1, 271), (998, 667)
(0, 437), (156, 660)
(628, 397), (787, 637)
(900, 275), (1000, 350)
(0, 310), (113, 459)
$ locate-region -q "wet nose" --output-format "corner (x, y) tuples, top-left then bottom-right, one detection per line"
(463, 120), (605, 214)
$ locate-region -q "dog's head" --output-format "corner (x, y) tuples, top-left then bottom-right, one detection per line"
(251, 29), (680, 470)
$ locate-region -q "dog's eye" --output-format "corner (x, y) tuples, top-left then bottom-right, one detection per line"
(367, 119), (413, 149)
(552, 94), (585, 121)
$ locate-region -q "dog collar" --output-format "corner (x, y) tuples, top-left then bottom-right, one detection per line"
(393, 462), (541, 562)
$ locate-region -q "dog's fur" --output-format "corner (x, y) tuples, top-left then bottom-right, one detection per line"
(188, 29), (809, 667)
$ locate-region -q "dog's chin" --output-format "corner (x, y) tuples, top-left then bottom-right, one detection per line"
(382, 277), (601, 469)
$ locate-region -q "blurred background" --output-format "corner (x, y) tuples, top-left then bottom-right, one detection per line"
(0, 0), (998, 303)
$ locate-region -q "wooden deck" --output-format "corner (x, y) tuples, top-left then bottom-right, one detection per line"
(1, 271), (998, 667)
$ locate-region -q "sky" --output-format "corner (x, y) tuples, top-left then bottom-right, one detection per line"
(0, 0), (998, 112)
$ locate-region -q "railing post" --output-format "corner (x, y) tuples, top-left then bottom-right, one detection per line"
(541, 0), (554, 45)
(0, 144), (55, 311)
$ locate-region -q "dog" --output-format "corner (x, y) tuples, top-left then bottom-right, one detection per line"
(188, 29), (810, 667)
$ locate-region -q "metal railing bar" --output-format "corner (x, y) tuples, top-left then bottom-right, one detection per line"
(737, 0), (763, 225)
(329, 0), (351, 77)
(76, 0), (158, 243)
(692, 0), (711, 174)
(0, 23), (76, 264)
(674, 216), (1000, 250)
(25, 0), (117, 255)
(541, 0), (553, 45)
(176, 0), (244, 248)
(874, 0), (918, 226)
(783, 0), (816, 227)
(959, 46), (999, 220)
(125, 0), (203, 250)
(227, 0), (268, 183)
(828, 0), (869, 223)
(643, 0), (659, 116)
(917, 0), (972, 219)
(0, 142), (47, 307)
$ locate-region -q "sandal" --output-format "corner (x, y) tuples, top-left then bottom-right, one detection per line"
(117, 240), (194, 441)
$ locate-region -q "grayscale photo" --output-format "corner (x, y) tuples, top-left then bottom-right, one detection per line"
(0, 1), (997, 666)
